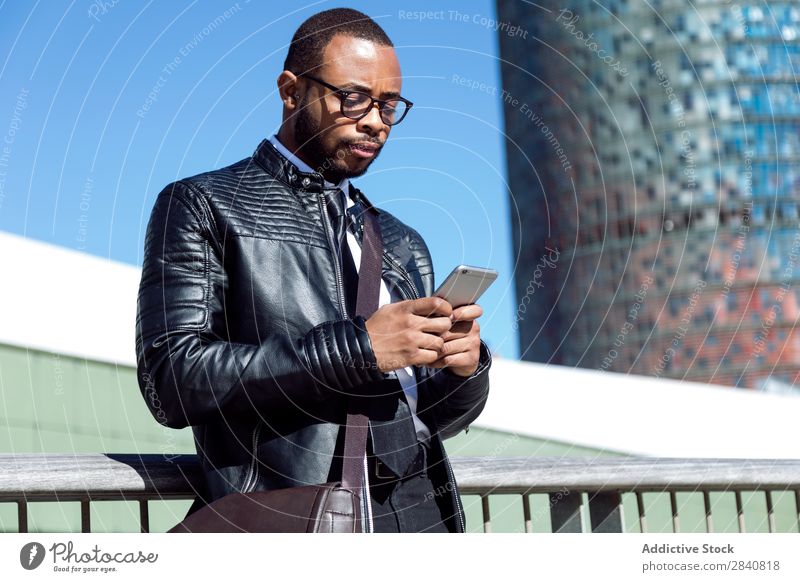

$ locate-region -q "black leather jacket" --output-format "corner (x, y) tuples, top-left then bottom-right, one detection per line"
(135, 138), (491, 532)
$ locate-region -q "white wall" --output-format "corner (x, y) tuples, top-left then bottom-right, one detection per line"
(0, 231), (140, 367)
(479, 357), (800, 458)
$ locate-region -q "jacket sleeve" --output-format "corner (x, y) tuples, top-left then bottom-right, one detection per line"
(135, 181), (384, 429)
(418, 340), (492, 440)
(404, 227), (492, 441)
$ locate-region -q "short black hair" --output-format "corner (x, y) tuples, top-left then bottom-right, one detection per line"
(283, 8), (393, 76)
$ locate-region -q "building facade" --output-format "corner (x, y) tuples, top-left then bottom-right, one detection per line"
(497, 0), (800, 388)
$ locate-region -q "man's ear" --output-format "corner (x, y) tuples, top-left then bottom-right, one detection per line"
(277, 71), (300, 110)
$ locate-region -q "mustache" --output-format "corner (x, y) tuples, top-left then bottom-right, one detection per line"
(342, 139), (383, 149)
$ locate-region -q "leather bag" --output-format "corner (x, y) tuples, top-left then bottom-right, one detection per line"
(169, 197), (383, 533)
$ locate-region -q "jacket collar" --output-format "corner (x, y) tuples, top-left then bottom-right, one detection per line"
(252, 137), (380, 215)
(267, 134), (350, 194)
(253, 137), (327, 194)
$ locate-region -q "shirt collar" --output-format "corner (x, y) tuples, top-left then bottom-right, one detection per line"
(268, 134), (352, 207)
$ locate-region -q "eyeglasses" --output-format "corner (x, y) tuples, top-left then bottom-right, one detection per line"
(298, 74), (413, 126)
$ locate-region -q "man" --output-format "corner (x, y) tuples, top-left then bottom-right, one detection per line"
(135, 8), (491, 533)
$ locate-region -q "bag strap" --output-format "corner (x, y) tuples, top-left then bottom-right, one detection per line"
(340, 207), (382, 491)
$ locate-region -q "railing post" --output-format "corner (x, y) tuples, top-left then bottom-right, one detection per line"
(765, 491), (775, 533)
(636, 491), (647, 533)
(735, 491), (745, 533)
(139, 500), (150, 534)
(550, 490), (583, 533)
(795, 490), (800, 533)
(522, 494), (532, 533)
(588, 491), (623, 533)
(80, 500), (91, 533)
(703, 490), (713, 533)
(17, 501), (28, 533)
(481, 494), (491, 533)
(670, 491), (679, 533)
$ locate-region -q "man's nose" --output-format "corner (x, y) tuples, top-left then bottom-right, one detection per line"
(356, 101), (387, 135)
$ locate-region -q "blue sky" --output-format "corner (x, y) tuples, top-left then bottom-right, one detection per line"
(0, 0), (519, 359)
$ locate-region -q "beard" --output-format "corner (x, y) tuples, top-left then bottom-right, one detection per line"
(293, 97), (383, 183)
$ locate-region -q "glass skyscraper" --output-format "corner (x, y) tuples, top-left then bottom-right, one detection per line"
(496, 0), (800, 389)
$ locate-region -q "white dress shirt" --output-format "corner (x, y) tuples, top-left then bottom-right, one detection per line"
(268, 135), (431, 443)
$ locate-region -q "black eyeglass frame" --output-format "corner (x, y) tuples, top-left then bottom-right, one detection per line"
(298, 73), (414, 126)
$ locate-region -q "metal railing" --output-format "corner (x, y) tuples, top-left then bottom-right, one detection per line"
(1, 454), (798, 533)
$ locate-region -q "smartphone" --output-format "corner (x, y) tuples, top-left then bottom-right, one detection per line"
(433, 265), (498, 307)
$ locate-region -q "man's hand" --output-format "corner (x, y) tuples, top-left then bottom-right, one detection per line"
(427, 304), (483, 377)
(365, 297), (453, 373)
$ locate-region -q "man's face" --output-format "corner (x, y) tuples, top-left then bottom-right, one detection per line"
(293, 34), (403, 183)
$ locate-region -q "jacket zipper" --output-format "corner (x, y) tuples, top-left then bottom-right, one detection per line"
(320, 192), (373, 533)
(318, 193), (349, 318)
(384, 252), (420, 300)
(442, 449), (467, 533)
(362, 455), (374, 532)
(242, 422), (263, 493)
